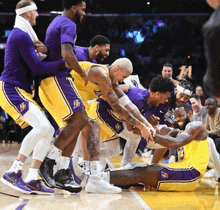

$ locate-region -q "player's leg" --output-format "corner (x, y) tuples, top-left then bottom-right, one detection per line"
(80, 120), (122, 194)
(39, 77), (88, 193)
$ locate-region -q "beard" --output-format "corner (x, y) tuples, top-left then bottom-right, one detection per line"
(75, 12), (82, 25)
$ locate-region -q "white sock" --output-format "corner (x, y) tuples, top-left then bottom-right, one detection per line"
(83, 160), (100, 175)
(8, 159), (24, 173)
(47, 146), (62, 160)
(58, 156), (70, 170)
(25, 168), (41, 182)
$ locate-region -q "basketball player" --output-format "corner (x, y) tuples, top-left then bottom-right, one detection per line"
(108, 120), (210, 192)
(68, 59), (155, 192)
(0, 0), (68, 194)
(71, 75), (174, 171)
(74, 35), (110, 63)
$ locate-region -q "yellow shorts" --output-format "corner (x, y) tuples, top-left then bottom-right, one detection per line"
(39, 76), (83, 128)
(0, 81), (40, 128)
(87, 100), (124, 141)
(157, 163), (200, 191)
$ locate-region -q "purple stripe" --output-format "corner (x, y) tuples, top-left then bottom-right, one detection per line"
(15, 199), (29, 210)
(158, 167), (200, 181)
(54, 77), (83, 113)
(3, 82), (29, 115)
(97, 98), (124, 134)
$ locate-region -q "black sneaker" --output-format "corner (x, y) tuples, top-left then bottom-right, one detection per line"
(39, 157), (56, 188)
(54, 169), (82, 193)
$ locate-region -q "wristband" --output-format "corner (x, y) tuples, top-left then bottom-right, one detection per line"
(118, 95), (131, 106)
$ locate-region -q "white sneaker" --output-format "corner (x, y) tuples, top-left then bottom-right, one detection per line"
(142, 150), (152, 158)
(85, 174), (122, 194)
(204, 169), (215, 178)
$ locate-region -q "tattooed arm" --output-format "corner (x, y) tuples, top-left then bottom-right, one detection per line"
(113, 83), (155, 134)
(61, 43), (88, 81)
(154, 121), (207, 150)
(88, 67), (153, 140)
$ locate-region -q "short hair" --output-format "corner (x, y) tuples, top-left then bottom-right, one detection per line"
(176, 103), (193, 112)
(190, 93), (201, 101)
(178, 80), (194, 92)
(149, 75), (174, 93)
(90, 35), (110, 47)
(110, 58), (133, 74)
(16, 0), (34, 9)
(163, 63), (173, 70)
(62, 0), (84, 10)
(205, 97), (218, 106)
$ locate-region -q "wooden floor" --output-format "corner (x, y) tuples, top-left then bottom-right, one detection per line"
(0, 143), (220, 210)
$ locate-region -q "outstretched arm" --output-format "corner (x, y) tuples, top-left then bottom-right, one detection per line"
(113, 83), (155, 134)
(88, 67), (153, 140)
(154, 121), (207, 150)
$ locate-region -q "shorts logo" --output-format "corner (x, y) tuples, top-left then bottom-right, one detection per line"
(73, 99), (80, 109)
(161, 171), (168, 179)
(115, 123), (121, 132)
(20, 102), (26, 112)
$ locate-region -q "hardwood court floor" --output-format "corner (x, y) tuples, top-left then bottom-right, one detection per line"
(0, 143), (219, 210)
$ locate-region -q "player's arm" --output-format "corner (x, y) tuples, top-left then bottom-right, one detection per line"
(154, 121), (207, 149)
(113, 83), (155, 134)
(61, 42), (88, 82)
(88, 67), (152, 140)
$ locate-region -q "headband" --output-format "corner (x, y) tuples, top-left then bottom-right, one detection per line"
(15, 4), (37, 15)
(176, 85), (192, 96)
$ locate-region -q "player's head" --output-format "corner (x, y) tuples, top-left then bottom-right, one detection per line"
(16, 0), (38, 26)
(205, 97), (218, 115)
(149, 75), (175, 106)
(175, 103), (193, 129)
(175, 80), (193, 106)
(62, 0), (86, 24)
(90, 35), (110, 61)
(161, 63), (173, 79)
(189, 94), (202, 114)
(109, 58), (133, 84)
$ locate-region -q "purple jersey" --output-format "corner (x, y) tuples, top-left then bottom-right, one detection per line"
(126, 87), (154, 115)
(43, 15), (77, 77)
(96, 87), (155, 134)
(146, 89), (176, 126)
(0, 28), (65, 93)
(73, 46), (97, 63)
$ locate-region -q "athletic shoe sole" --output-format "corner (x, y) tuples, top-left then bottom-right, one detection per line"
(38, 170), (55, 188)
(1, 177), (31, 194)
(55, 182), (82, 193)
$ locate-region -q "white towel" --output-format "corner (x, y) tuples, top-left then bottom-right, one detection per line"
(14, 15), (46, 61)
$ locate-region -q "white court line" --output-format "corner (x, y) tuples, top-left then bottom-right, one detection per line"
(130, 189), (151, 210)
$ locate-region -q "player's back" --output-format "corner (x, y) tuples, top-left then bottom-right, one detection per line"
(71, 61), (109, 103)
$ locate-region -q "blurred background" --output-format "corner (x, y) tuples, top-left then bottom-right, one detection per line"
(0, 0), (214, 88)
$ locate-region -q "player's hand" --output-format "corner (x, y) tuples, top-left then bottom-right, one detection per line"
(139, 124), (154, 142)
(147, 114), (160, 128)
(119, 84), (131, 92)
(80, 72), (89, 86)
(34, 40), (47, 53)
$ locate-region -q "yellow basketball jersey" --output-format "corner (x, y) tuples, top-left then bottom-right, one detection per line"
(70, 61), (109, 112)
(176, 137), (209, 177)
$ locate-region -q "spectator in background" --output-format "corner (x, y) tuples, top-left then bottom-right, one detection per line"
(74, 34), (110, 63)
(195, 85), (207, 106)
(190, 94), (207, 124)
(205, 97), (220, 146)
(161, 63), (179, 86)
